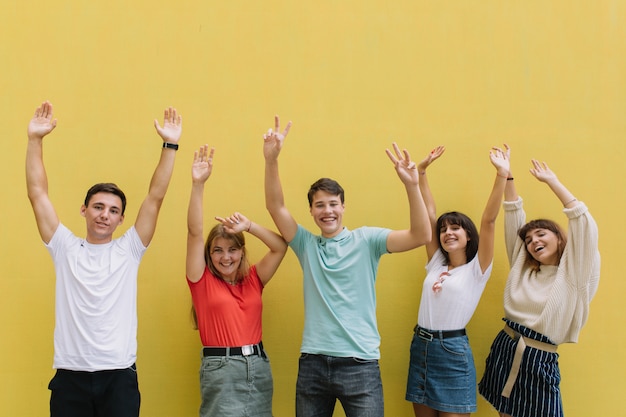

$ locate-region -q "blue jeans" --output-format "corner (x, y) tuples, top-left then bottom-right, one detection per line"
(296, 354), (384, 417)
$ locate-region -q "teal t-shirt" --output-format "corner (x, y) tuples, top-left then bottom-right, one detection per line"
(289, 225), (391, 359)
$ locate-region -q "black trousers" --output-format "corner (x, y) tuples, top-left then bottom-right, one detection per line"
(49, 365), (140, 417)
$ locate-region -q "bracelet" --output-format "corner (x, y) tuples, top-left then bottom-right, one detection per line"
(507, 177), (514, 181)
(163, 142), (179, 151)
(418, 171), (426, 175)
(564, 198), (577, 207)
(247, 222), (252, 232)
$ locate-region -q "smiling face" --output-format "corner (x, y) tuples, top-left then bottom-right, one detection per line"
(524, 228), (561, 266)
(209, 236), (244, 281)
(439, 222), (469, 254)
(310, 190), (345, 238)
(435, 212), (479, 266)
(518, 219), (567, 269)
(81, 192), (125, 244)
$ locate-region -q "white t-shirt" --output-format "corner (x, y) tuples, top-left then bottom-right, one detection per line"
(46, 223), (146, 371)
(417, 249), (492, 331)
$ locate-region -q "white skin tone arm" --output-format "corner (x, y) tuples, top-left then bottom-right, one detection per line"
(263, 118), (431, 251)
(477, 145), (510, 272)
(263, 116), (297, 242)
(263, 121), (431, 251)
(26, 101), (60, 244)
(215, 213), (287, 286)
(187, 145), (287, 285)
(186, 144), (216, 283)
(26, 103), (181, 247)
(134, 107), (182, 247)
(384, 143), (432, 253)
(416, 145), (445, 261)
(501, 145), (577, 208)
(503, 144), (519, 203)
(529, 159), (579, 208)
(417, 145), (510, 272)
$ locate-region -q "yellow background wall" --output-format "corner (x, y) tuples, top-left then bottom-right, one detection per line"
(1, 1), (623, 416)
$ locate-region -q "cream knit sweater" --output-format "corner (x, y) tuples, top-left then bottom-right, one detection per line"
(503, 197), (600, 345)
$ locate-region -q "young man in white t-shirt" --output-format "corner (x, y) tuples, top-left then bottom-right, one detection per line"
(25, 101), (181, 417)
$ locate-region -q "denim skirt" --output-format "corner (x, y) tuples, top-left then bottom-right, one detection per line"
(406, 328), (476, 413)
(199, 353), (273, 417)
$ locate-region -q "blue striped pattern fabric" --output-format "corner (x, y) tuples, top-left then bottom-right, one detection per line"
(478, 319), (562, 417)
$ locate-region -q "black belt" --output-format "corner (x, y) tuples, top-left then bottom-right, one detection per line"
(203, 342), (266, 358)
(414, 326), (466, 341)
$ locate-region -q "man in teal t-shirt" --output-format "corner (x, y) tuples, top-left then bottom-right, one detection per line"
(262, 116), (432, 417)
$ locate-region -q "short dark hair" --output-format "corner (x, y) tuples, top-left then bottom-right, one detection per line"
(436, 212), (479, 265)
(518, 219), (567, 271)
(84, 183), (127, 215)
(307, 178), (344, 207)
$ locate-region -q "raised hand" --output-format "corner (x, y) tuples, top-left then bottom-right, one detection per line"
(417, 145), (445, 173)
(215, 212), (251, 234)
(28, 101), (57, 140)
(154, 107), (182, 144)
(385, 142), (419, 186)
(191, 145), (215, 184)
(489, 144), (510, 177)
(529, 159), (558, 183)
(263, 115), (292, 161)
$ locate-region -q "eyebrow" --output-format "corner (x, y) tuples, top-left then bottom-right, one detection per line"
(212, 245), (239, 250)
(91, 201), (121, 210)
(314, 199), (341, 205)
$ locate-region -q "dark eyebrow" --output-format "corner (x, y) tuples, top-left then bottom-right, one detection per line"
(90, 201), (121, 211)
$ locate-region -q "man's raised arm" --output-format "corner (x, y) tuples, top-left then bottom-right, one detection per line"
(26, 101), (59, 244)
(384, 142), (432, 253)
(263, 115), (298, 243)
(134, 107), (182, 247)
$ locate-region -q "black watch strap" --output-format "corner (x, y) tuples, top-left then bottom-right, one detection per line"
(163, 142), (179, 150)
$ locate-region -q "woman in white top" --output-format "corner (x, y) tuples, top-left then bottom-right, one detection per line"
(406, 145), (510, 417)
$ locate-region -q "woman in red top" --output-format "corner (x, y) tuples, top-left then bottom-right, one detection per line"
(186, 144), (287, 417)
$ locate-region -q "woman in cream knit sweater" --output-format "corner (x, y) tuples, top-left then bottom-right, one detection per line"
(478, 147), (600, 417)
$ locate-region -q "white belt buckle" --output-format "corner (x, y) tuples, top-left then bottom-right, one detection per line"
(418, 328), (434, 342)
(242, 344), (254, 356)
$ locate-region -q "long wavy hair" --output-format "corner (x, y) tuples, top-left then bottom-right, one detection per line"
(191, 223), (251, 329)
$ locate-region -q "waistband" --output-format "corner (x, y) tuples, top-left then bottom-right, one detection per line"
(501, 325), (558, 398)
(203, 342), (266, 358)
(414, 325), (466, 341)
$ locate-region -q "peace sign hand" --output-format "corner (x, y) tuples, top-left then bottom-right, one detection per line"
(263, 115), (292, 161)
(386, 142), (419, 186)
